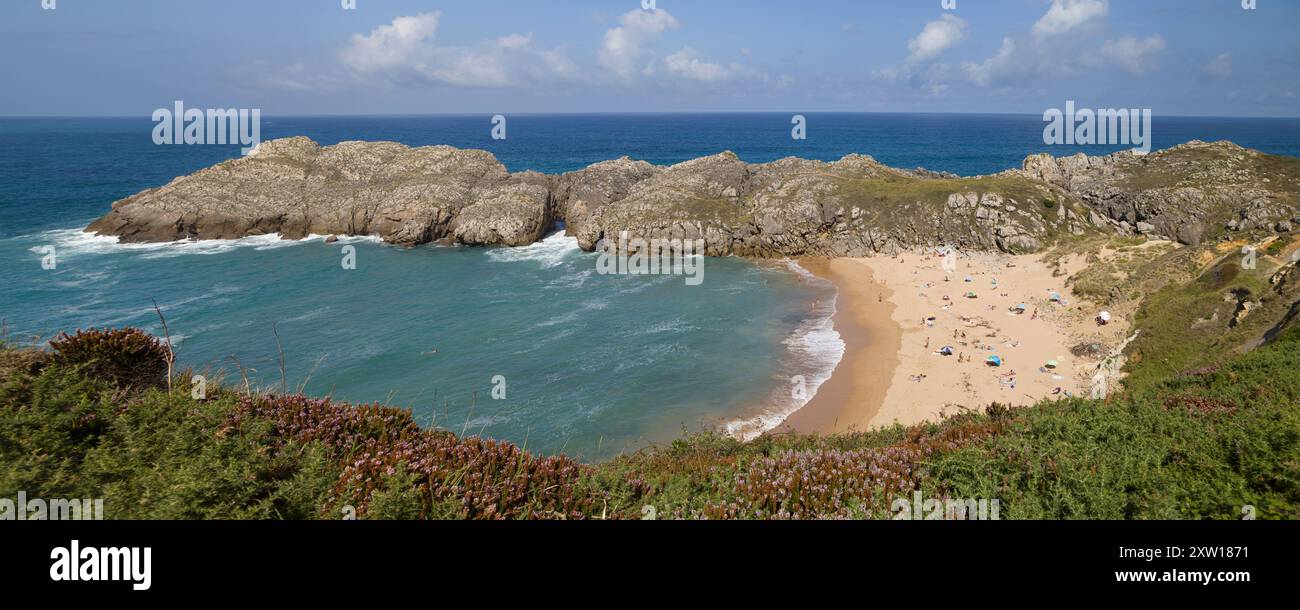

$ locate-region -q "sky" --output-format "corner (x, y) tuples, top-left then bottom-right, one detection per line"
(2, 0), (1298, 117)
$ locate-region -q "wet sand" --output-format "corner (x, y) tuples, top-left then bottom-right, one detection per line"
(776, 258), (900, 434)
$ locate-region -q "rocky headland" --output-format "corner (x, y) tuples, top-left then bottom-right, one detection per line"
(86, 138), (1300, 257)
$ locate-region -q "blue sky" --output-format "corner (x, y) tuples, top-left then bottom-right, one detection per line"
(3, 0), (1298, 116)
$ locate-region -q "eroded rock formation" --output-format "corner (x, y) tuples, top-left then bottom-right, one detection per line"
(86, 137), (1300, 258)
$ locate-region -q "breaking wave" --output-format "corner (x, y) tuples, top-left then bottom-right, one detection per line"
(25, 228), (380, 259)
(485, 231), (580, 268)
(723, 260), (846, 441)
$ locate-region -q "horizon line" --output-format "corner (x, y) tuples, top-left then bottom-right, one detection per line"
(2, 110), (1299, 121)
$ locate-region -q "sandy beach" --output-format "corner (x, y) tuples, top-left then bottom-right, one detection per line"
(780, 251), (1129, 434)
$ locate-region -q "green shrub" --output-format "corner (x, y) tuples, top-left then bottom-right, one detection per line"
(2, 326), (1296, 520)
(49, 328), (169, 392)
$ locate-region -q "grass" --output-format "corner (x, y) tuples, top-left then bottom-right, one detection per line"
(1058, 238), (1186, 305)
(826, 173), (1093, 250)
(833, 174), (1053, 210)
(1122, 249), (1293, 393)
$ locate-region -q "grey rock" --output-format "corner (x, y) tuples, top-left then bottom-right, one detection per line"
(1015, 140), (1300, 246)
(85, 137), (1300, 261)
(85, 137), (546, 248)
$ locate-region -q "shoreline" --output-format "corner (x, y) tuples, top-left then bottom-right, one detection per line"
(774, 258), (900, 434)
(776, 251), (1121, 436)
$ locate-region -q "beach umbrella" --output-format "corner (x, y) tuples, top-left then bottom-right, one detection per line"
(1049, 291), (1062, 302)
(1045, 360), (1059, 369)
(1098, 311), (1112, 323)
(966, 291), (978, 298)
(1014, 303), (1027, 312)
(939, 346), (954, 356)
(986, 355), (1003, 367)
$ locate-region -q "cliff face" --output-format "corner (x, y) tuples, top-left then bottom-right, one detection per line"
(85, 137), (1300, 257)
(1017, 140), (1300, 247)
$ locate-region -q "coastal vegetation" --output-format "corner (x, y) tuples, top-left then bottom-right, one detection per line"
(3, 318), (1296, 520)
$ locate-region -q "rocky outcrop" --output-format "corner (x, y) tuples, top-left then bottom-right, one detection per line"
(85, 137), (553, 248)
(561, 151), (1090, 257)
(86, 137), (1297, 258)
(1016, 140), (1300, 246)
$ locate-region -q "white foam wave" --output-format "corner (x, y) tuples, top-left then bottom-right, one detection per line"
(531, 299), (608, 329)
(546, 268), (594, 289)
(485, 231), (579, 268)
(633, 316), (696, 336)
(29, 228), (381, 259)
(723, 260), (846, 441)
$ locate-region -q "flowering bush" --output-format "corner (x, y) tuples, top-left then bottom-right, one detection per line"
(230, 395), (606, 519)
(3, 325), (1294, 521)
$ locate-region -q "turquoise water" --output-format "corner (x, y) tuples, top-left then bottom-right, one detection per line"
(1, 227), (838, 460)
(2, 113), (1295, 459)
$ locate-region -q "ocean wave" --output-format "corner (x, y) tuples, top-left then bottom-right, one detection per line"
(531, 299), (608, 329)
(26, 228), (381, 259)
(545, 268), (594, 289)
(279, 306), (332, 324)
(485, 231), (579, 268)
(723, 260), (845, 441)
(94, 285), (242, 328)
(462, 414), (510, 429)
(633, 316), (696, 336)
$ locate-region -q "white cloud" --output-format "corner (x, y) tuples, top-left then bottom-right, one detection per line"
(339, 12), (579, 87)
(1205, 53), (1233, 77)
(596, 9), (756, 86)
(344, 12), (442, 74)
(427, 49), (510, 87)
(1101, 35), (1166, 75)
(597, 9), (681, 79)
(1033, 0), (1109, 39)
(664, 48), (731, 82)
(908, 14), (968, 63)
(963, 37), (1020, 87)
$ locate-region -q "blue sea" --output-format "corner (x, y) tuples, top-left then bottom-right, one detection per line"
(1, 113), (1296, 459)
